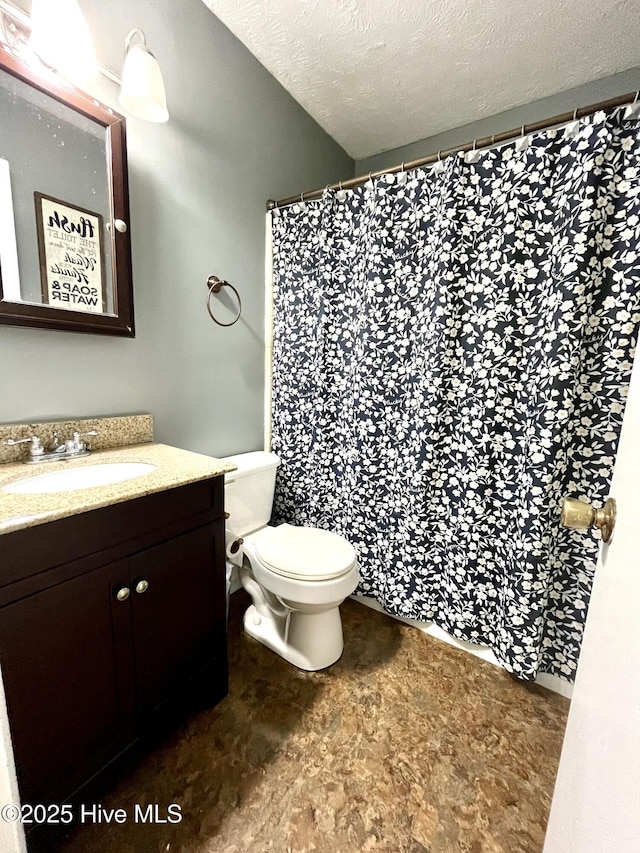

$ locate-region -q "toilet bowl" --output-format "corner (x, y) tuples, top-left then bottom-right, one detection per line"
(223, 452), (359, 671)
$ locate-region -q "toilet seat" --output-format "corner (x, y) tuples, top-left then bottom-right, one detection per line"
(254, 523), (357, 582)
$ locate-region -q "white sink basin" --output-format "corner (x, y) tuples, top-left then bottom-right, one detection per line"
(3, 462), (157, 495)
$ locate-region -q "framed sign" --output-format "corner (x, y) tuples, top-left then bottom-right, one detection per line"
(34, 192), (107, 314)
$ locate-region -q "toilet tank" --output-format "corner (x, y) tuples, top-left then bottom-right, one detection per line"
(222, 451), (280, 536)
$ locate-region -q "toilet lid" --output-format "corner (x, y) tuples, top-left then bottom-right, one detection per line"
(255, 524), (357, 581)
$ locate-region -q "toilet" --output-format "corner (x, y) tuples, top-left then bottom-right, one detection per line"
(222, 451), (359, 671)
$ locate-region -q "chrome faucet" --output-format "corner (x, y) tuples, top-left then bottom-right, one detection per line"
(3, 430), (99, 464)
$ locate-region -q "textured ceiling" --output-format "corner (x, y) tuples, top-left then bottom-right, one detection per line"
(202, 0), (640, 160)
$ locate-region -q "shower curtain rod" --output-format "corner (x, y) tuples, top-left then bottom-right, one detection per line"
(266, 90), (638, 211)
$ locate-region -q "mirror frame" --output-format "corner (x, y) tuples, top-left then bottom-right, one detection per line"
(0, 44), (134, 336)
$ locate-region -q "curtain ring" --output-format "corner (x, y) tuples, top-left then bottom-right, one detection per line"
(401, 161), (405, 172)
(437, 150), (442, 161)
(206, 275), (242, 327)
(573, 108), (578, 121)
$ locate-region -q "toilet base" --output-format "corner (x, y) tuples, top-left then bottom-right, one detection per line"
(243, 604), (344, 671)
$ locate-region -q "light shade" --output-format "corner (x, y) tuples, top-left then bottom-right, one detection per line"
(29, 0), (98, 85)
(118, 29), (169, 123)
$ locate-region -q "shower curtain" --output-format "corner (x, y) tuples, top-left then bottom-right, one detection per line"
(269, 109), (640, 681)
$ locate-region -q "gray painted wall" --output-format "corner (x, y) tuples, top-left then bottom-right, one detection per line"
(357, 68), (640, 174)
(0, 0), (353, 457)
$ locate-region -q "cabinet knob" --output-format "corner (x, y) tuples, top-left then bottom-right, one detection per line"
(135, 579), (149, 594)
(115, 586), (130, 602)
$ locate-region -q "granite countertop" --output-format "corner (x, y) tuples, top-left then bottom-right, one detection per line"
(0, 443), (236, 535)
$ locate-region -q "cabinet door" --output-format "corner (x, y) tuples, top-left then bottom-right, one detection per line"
(0, 560), (137, 804)
(129, 522), (227, 722)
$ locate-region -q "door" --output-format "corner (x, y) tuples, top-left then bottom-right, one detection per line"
(0, 560), (137, 805)
(543, 353), (640, 850)
(129, 522), (226, 723)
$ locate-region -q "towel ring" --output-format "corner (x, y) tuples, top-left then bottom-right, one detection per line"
(206, 275), (242, 327)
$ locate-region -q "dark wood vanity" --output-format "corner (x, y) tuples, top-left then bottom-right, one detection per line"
(0, 475), (228, 808)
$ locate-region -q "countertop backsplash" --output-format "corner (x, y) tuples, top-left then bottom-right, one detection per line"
(0, 414), (154, 465)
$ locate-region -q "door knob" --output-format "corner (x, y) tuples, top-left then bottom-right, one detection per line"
(115, 586), (131, 602)
(561, 497), (617, 544)
(135, 579), (149, 594)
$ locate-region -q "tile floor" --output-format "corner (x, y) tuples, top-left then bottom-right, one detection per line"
(56, 592), (569, 853)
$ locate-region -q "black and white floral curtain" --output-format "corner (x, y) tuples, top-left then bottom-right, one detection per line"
(269, 110), (640, 681)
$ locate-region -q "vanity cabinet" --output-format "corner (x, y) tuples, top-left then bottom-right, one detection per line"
(129, 524), (222, 722)
(0, 558), (137, 807)
(0, 476), (227, 807)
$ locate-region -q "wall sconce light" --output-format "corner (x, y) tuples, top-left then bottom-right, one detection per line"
(118, 29), (169, 123)
(28, 0), (98, 85)
(0, 2), (169, 125)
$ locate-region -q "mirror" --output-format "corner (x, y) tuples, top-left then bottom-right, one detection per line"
(0, 44), (134, 336)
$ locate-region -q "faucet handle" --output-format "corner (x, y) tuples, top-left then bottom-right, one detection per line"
(71, 430), (99, 451)
(3, 436), (44, 457)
